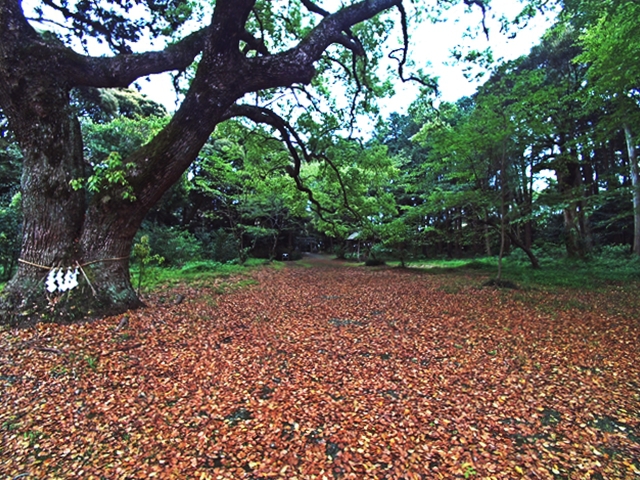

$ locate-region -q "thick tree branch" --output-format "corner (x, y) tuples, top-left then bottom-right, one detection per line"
(240, 30), (269, 55)
(206, 0), (255, 57)
(300, 0), (331, 17)
(67, 28), (209, 88)
(244, 0), (400, 90)
(332, 32), (366, 56)
(300, 0), (365, 56)
(0, 0), (208, 90)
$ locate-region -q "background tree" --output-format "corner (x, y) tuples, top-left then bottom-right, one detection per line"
(188, 121), (309, 262)
(404, 15), (638, 264)
(0, 111), (22, 281)
(571, 0), (640, 254)
(305, 138), (401, 259)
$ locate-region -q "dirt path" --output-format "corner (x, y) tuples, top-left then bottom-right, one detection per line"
(297, 252), (357, 266)
(1, 261), (639, 478)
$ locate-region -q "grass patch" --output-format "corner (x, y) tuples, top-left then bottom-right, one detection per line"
(401, 253), (640, 290)
(131, 258), (267, 291)
(295, 261), (314, 268)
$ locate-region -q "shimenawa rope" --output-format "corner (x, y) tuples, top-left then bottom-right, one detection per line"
(18, 256), (129, 270)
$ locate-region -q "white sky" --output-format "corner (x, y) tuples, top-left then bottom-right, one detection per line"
(137, 1), (557, 116)
(381, 0), (557, 111)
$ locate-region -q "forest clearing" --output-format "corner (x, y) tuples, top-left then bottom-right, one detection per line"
(2, 257), (639, 479)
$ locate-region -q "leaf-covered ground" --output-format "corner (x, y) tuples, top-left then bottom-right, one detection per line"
(2, 256), (640, 479)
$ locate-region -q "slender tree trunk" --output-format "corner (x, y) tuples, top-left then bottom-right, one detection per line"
(524, 152), (535, 250)
(557, 147), (589, 258)
(271, 233), (278, 260)
(497, 142), (507, 281)
(624, 124), (640, 255)
(505, 229), (540, 269)
(484, 212), (493, 256)
(496, 165), (506, 282)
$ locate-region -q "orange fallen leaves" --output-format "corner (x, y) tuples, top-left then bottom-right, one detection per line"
(1, 259), (640, 478)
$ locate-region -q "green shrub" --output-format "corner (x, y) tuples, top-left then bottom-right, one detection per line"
(365, 258), (386, 267)
(288, 250), (303, 261)
(132, 235), (165, 294)
(368, 244), (390, 261)
(195, 229), (239, 263)
(0, 192), (21, 281)
(334, 245), (346, 259)
(137, 224), (204, 267)
(132, 258), (266, 290)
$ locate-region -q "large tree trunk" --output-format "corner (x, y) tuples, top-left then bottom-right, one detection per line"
(0, 17), (230, 324)
(0, 8), (144, 324)
(0, 99), (144, 324)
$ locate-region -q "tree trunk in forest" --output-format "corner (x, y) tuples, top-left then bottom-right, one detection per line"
(1, 95), (147, 323)
(505, 229), (540, 269)
(0, 27), (141, 323)
(523, 153), (534, 251)
(1, 133), (144, 323)
(497, 141), (507, 282)
(624, 124), (640, 255)
(556, 148), (591, 259)
(484, 212), (492, 256)
(480, 219), (540, 269)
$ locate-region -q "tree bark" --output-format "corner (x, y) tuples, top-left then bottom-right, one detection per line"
(556, 147), (590, 259)
(484, 212), (492, 256)
(497, 147), (506, 282)
(505, 229), (540, 269)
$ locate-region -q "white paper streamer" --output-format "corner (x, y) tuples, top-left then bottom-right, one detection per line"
(45, 267), (80, 294)
(45, 268), (59, 293)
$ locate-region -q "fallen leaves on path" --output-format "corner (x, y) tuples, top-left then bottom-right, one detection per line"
(2, 259), (640, 479)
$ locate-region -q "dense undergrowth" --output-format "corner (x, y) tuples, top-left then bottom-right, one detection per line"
(131, 258), (270, 292)
(388, 247), (640, 290)
(132, 242), (640, 294)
